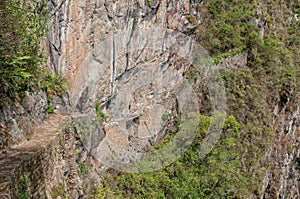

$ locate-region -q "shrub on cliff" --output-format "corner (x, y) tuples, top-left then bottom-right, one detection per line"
(0, 0), (67, 102)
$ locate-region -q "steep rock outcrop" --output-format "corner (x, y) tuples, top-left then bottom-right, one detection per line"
(0, 92), (48, 150)
(0, 113), (106, 199)
(47, 0), (199, 80)
(1, 0), (299, 198)
(261, 104), (300, 198)
(47, 0), (204, 172)
(1, 1), (204, 198)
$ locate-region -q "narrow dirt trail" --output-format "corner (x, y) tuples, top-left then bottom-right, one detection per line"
(0, 114), (70, 198)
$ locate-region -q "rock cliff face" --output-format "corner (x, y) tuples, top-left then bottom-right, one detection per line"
(47, 0), (198, 82)
(0, 114), (103, 199)
(46, 0), (300, 197)
(0, 91), (48, 150)
(1, 0), (205, 198)
(1, 0), (299, 198)
(47, 0), (204, 171)
(261, 104), (300, 198)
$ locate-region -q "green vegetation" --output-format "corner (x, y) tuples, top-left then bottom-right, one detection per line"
(74, 121), (92, 140)
(95, 102), (107, 121)
(25, 134), (31, 141)
(95, 0), (300, 198)
(50, 184), (64, 198)
(212, 45), (247, 64)
(2, 0), (299, 198)
(17, 175), (29, 199)
(78, 162), (89, 175)
(92, 186), (114, 199)
(0, 0), (67, 103)
(47, 104), (55, 114)
(161, 112), (169, 121)
(197, 0), (259, 56)
(99, 115), (248, 198)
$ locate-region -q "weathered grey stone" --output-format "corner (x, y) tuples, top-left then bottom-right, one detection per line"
(45, 0), (204, 176)
(51, 93), (73, 114)
(1, 0), (203, 198)
(22, 91), (48, 122)
(261, 106), (300, 198)
(0, 91), (48, 149)
(6, 119), (26, 144)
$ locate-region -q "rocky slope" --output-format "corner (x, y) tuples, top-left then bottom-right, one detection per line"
(0, 92), (48, 150)
(1, 0), (205, 197)
(47, 0), (206, 171)
(261, 103), (300, 198)
(0, 0), (299, 198)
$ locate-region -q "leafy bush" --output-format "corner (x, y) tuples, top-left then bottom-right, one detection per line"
(0, 0), (67, 102)
(197, 0), (258, 56)
(98, 115), (252, 198)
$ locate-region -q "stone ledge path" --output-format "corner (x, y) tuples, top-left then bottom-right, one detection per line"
(0, 114), (70, 199)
